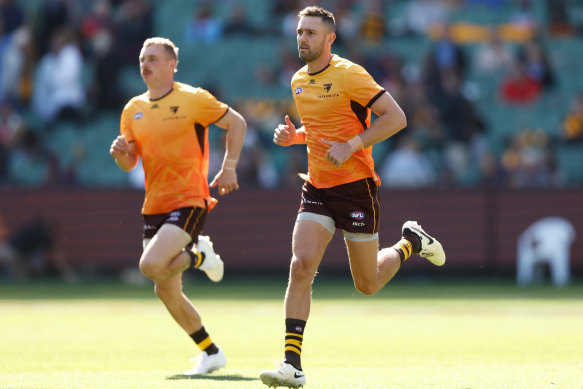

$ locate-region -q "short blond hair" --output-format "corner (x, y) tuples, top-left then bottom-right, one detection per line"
(142, 37), (179, 72)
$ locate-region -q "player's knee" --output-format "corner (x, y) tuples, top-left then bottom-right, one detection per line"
(354, 279), (379, 296)
(139, 259), (162, 281)
(289, 255), (316, 281)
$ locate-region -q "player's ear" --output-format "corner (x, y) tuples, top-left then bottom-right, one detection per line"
(327, 33), (336, 45)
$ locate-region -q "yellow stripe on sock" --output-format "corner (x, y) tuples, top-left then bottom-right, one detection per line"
(286, 332), (303, 339)
(194, 251), (204, 268)
(286, 339), (302, 348)
(285, 346), (302, 355)
(197, 336), (212, 350)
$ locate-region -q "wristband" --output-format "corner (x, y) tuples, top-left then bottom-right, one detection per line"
(223, 166), (236, 172)
(347, 135), (364, 152)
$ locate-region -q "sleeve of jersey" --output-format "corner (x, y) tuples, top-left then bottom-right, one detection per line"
(345, 65), (385, 108)
(120, 106), (134, 142)
(193, 88), (229, 127)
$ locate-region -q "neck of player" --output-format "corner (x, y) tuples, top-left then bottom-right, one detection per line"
(307, 53), (332, 75)
(148, 79), (174, 100)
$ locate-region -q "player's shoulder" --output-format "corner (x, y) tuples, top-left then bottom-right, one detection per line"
(124, 92), (148, 111)
(174, 81), (215, 99)
(330, 55), (367, 74)
(291, 64), (309, 83)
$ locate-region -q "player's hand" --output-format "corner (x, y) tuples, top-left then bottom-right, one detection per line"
(273, 115), (297, 147)
(110, 135), (130, 158)
(321, 139), (354, 167)
(210, 169), (239, 196)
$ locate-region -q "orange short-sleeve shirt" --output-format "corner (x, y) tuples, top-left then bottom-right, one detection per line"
(291, 55), (385, 188)
(121, 82), (228, 214)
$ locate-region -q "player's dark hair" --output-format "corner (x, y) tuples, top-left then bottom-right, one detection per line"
(298, 6), (335, 32)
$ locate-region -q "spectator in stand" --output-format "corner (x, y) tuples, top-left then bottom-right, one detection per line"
(184, 6), (223, 46)
(0, 0), (24, 37)
(430, 70), (486, 185)
(115, 0), (152, 65)
(422, 23), (467, 95)
(474, 28), (515, 75)
(86, 26), (125, 112)
(80, 0), (114, 54)
(399, 0), (450, 37)
(380, 135), (436, 188)
(560, 92), (583, 143)
(359, 0), (386, 44)
(32, 27), (86, 123)
(33, 0), (82, 57)
(499, 61), (541, 105)
(223, 3), (255, 37)
(518, 38), (555, 91)
(431, 70), (485, 145)
(0, 100), (25, 149)
(501, 129), (562, 188)
(0, 26), (32, 107)
(334, 6), (358, 46)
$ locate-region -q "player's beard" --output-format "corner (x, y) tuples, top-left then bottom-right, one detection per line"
(298, 42), (324, 63)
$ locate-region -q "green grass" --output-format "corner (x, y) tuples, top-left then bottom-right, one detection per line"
(1, 276), (582, 388)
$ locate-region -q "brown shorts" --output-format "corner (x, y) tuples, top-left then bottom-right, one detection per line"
(298, 178), (380, 234)
(142, 206), (207, 243)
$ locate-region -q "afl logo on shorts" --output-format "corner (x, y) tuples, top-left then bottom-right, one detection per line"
(295, 87), (303, 95)
(350, 211), (365, 220)
(134, 112), (143, 120)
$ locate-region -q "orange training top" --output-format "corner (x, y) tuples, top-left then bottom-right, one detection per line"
(291, 54), (385, 188)
(120, 82), (228, 214)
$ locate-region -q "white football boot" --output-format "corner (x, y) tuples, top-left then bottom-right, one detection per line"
(195, 235), (224, 282)
(402, 221), (446, 266)
(184, 347), (226, 375)
(259, 362), (306, 388)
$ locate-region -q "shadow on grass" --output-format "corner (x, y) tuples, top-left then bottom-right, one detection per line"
(166, 373), (256, 382)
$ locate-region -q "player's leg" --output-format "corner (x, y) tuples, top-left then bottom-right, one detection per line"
(139, 223), (192, 282)
(260, 217), (333, 388)
(345, 236), (401, 295)
(285, 219), (332, 320)
(154, 272), (226, 375)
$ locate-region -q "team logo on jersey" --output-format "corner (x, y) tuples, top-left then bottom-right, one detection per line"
(168, 210), (181, 222)
(350, 211), (365, 220)
(133, 112), (143, 120)
(309, 79), (316, 85)
(150, 104), (159, 109)
(323, 83), (332, 92)
(170, 106), (179, 114)
(295, 87), (303, 95)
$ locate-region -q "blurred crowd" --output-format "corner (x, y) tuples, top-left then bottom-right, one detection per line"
(0, 0), (582, 191)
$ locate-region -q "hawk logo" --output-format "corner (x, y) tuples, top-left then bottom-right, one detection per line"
(170, 106), (179, 114)
(323, 83), (332, 92)
(151, 104), (159, 109)
(309, 79), (316, 85)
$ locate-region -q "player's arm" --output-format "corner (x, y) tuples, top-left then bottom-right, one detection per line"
(210, 107), (247, 195)
(110, 135), (138, 171)
(274, 115), (306, 146)
(323, 92), (406, 167)
(357, 92), (407, 148)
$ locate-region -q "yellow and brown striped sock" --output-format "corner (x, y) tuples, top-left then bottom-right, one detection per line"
(392, 238), (414, 263)
(284, 318), (305, 370)
(190, 326), (219, 355)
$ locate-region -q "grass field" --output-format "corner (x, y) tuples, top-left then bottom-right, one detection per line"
(0, 275), (582, 389)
